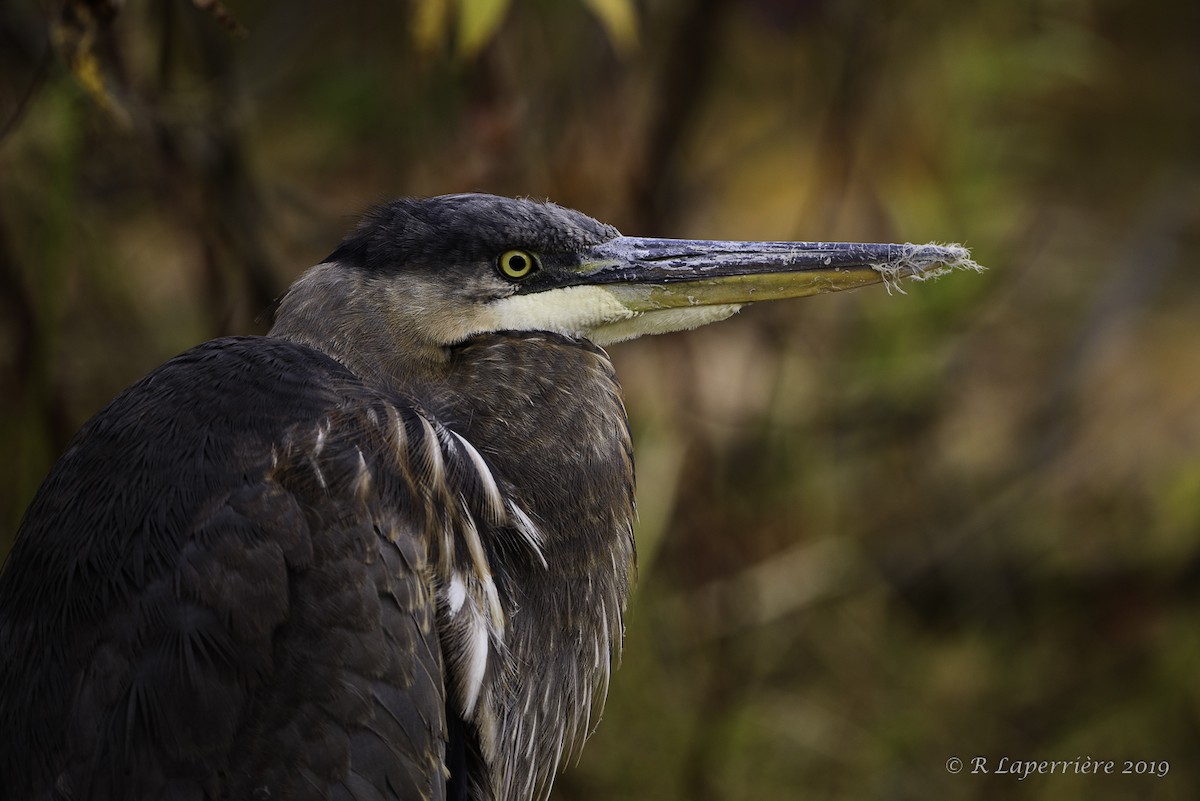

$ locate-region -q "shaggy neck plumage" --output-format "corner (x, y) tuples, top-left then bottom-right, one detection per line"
(273, 272), (636, 801)
(434, 332), (636, 801)
(270, 263), (451, 393)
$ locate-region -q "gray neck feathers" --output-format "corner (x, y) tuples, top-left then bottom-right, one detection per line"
(273, 269), (635, 800)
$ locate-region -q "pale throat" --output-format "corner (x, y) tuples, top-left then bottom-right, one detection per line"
(483, 285), (742, 346)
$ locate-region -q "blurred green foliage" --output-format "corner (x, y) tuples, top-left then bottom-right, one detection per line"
(1, 0), (1198, 798)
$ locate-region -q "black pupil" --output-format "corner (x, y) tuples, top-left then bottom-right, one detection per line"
(508, 254), (527, 273)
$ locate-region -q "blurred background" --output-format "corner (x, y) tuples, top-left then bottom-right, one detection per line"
(1, 0), (1198, 798)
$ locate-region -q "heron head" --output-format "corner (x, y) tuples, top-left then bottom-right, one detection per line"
(272, 193), (978, 375)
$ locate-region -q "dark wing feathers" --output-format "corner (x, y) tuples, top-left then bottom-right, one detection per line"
(0, 337), (452, 801)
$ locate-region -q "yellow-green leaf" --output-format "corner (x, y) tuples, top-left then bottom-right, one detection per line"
(456, 0), (512, 58)
(412, 0), (451, 53)
(582, 0), (639, 52)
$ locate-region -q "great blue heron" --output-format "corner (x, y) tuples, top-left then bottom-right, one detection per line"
(0, 194), (976, 801)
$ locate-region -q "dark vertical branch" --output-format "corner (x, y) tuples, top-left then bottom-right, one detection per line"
(0, 209), (39, 416)
(148, 0), (281, 337)
(629, 0), (733, 231)
(0, 4), (52, 144)
(0, 203), (74, 541)
(796, 0), (892, 234)
(680, 632), (758, 801)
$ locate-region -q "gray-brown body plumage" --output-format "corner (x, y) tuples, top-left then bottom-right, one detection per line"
(0, 197), (635, 801)
(0, 193), (973, 801)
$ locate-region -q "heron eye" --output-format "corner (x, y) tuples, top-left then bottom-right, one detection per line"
(498, 249), (539, 280)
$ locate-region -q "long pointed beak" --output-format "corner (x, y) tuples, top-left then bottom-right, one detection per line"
(491, 235), (980, 346)
(578, 237), (978, 311)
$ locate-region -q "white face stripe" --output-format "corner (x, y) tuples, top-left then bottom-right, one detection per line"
(483, 285), (637, 340)
(482, 285), (743, 345)
(587, 304), (743, 344)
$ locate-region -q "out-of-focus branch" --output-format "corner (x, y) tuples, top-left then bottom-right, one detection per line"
(629, 0), (733, 231)
(0, 4), (52, 144)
